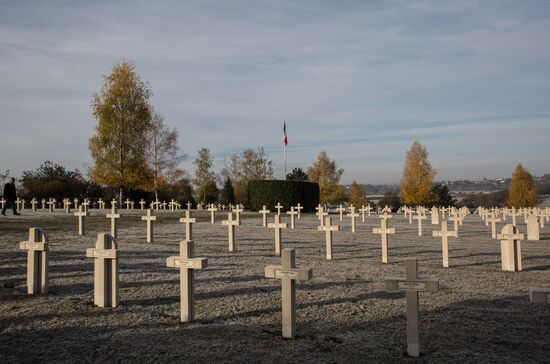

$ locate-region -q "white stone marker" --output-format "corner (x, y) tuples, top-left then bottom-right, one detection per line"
(487, 213), (502, 239)
(373, 218), (396, 264)
(86, 233), (119, 308)
(432, 221), (458, 268)
(385, 258), (439, 358)
(530, 288), (550, 304)
(275, 202), (284, 216)
(233, 205), (243, 224)
(141, 209), (157, 243)
(111, 198), (117, 209)
(125, 199), (132, 210)
(268, 214), (288, 256)
(74, 206), (88, 236)
(41, 198), (46, 210)
(347, 206), (359, 233)
(265, 248), (313, 339)
(318, 216), (340, 260)
(413, 213), (427, 236)
(106, 206), (120, 239)
(139, 199), (146, 210)
(359, 205), (369, 222)
(431, 207), (440, 225)
(19, 228), (49, 294)
(526, 214), (540, 241)
(497, 224), (524, 272)
(296, 203), (303, 219)
(286, 206), (299, 229)
(336, 205), (346, 222)
(222, 212), (240, 252)
(166, 240), (208, 322)
(207, 204), (218, 224)
(449, 213), (460, 232)
(47, 198), (55, 213)
(316, 206), (327, 227)
(259, 205), (271, 227)
(73, 198), (79, 210)
(98, 198), (105, 210)
(187, 201), (192, 211)
(179, 210), (196, 241)
(31, 198), (37, 212)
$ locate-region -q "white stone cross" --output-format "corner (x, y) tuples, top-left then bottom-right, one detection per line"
(316, 206), (328, 227)
(486, 212), (501, 239)
(31, 198), (38, 212)
(295, 203), (303, 219)
(222, 212), (240, 252)
(139, 199), (146, 210)
(74, 206), (89, 236)
(207, 204), (218, 224)
(166, 240), (208, 322)
(359, 205), (369, 222)
(432, 221), (458, 268)
(413, 213), (427, 236)
(347, 206), (359, 233)
(179, 210), (196, 241)
(233, 205), (243, 224)
(41, 198), (46, 210)
(286, 206), (299, 229)
(268, 214), (288, 256)
(259, 205), (271, 227)
(98, 198), (105, 210)
(431, 207), (440, 225)
(19, 227), (49, 294)
(449, 213), (460, 232)
(186, 201), (192, 211)
(47, 198), (55, 213)
(265, 248), (313, 339)
(141, 209), (157, 243)
(385, 258), (439, 358)
(497, 224), (524, 272)
(63, 199), (72, 214)
(86, 233), (119, 308)
(336, 205), (346, 222)
(106, 206), (120, 239)
(275, 202), (284, 216)
(318, 216), (340, 260)
(372, 218), (396, 264)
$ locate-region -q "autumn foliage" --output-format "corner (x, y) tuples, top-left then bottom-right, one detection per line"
(506, 164), (538, 208)
(400, 141), (436, 206)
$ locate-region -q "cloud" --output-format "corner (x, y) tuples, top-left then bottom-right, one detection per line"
(1, 0), (549, 183)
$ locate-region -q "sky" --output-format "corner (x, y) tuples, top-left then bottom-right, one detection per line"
(1, 0), (549, 184)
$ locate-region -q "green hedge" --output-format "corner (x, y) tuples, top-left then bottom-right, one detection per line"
(248, 180), (319, 212)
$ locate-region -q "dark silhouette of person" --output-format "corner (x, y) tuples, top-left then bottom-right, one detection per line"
(2, 177), (20, 216)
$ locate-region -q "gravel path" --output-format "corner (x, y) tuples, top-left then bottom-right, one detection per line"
(1, 210), (549, 363)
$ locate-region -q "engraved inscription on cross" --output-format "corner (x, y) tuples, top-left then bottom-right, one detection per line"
(265, 248), (313, 339)
(166, 240), (208, 322)
(86, 233), (119, 308)
(19, 227), (49, 294)
(385, 258), (439, 358)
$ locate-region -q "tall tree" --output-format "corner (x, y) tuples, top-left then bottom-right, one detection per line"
(193, 147), (217, 203)
(145, 112), (185, 201)
(347, 180), (367, 207)
(307, 150), (344, 203)
(221, 147), (273, 204)
(431, 182), (456, 207)
(506, 164), (538, 208)
(286, 167), (309, 181)
(220, 177), (235, 205)
(89, 61), (152, 204)
(400, 141), (436, 206)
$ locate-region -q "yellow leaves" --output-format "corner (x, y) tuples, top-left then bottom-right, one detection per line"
(506, 164), (538, 208)
(400, 141), (436, 206)
(308, 150), (345, 203)
(347, 180), (367, 207)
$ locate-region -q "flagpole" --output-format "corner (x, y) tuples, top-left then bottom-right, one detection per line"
(284, 143), (287, 178)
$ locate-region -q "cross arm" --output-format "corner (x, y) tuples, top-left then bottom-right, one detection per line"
(166, 256), (208, 269)
(385, 277), (439, 292)
(265, 265), (313, 282)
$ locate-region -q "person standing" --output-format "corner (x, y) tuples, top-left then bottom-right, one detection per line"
(2, 177), (20, 216)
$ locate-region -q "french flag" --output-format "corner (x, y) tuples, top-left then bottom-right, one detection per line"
(283, 121), (288, 146)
